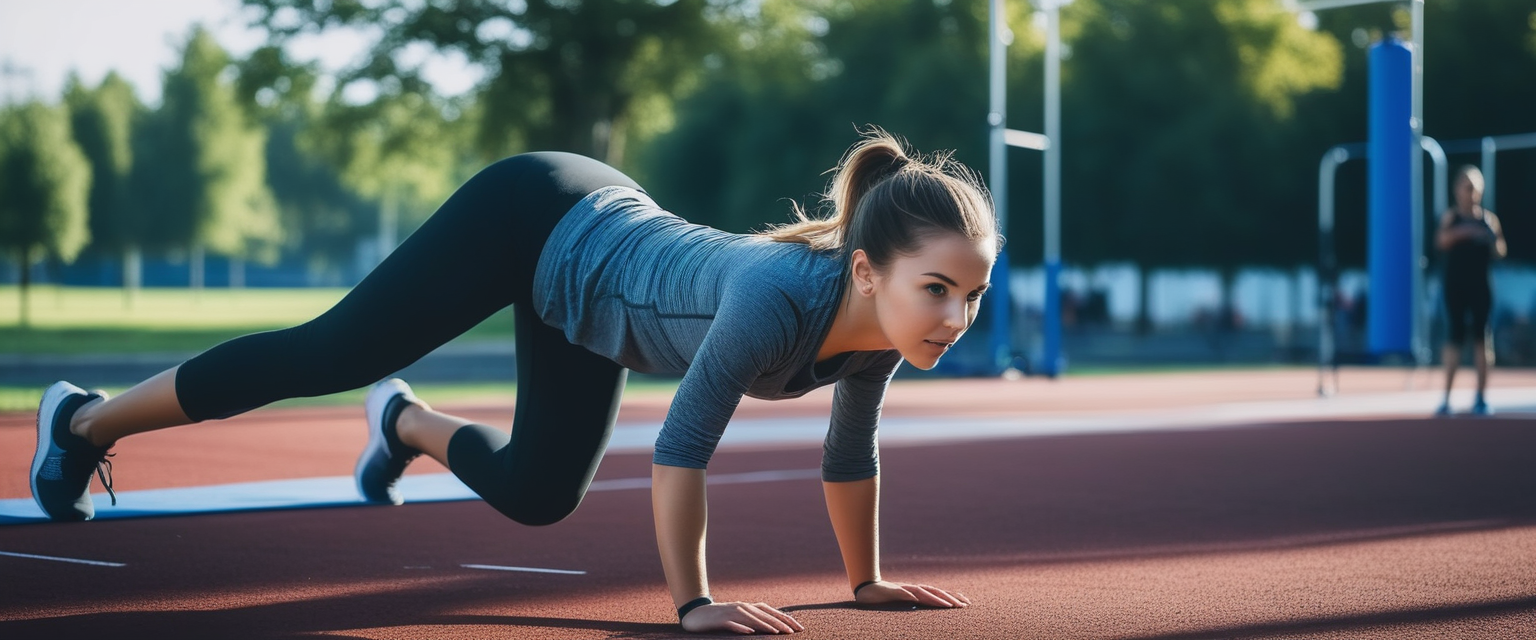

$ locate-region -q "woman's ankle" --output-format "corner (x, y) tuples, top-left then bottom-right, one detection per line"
(394, 401), (428, 450)
(70, 397), (111, 448)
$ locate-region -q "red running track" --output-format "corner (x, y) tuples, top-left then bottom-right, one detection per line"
(1, 368), (1534, 639)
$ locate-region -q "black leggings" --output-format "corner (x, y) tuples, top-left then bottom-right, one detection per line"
(176, 152), (641, 525)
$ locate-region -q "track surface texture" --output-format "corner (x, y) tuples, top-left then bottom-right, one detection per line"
(2, 368), (1534, 639)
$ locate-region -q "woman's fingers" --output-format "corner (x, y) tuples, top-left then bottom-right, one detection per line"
(899, 584), (956, 607)
(904, 584), (968, 608)
(737, 603), (796, 634)
(682, 601), (802, 634)
(756, 602), (807, 632)
(856, 580), (972, 609)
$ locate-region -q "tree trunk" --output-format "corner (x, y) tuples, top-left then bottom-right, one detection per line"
(123, 244), (141, 310)
(17, 246), (31, 328)
(1136, 265), (1153, 336)
(377, 191), (399, 268)
(230, 257), (245, 289)
(604, 114), (628, 167)
(191, 243), (205, 292)
(1216, 267), (1237, 360)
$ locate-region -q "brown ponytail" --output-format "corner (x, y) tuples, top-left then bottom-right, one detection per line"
(762, 127), (1000, 269)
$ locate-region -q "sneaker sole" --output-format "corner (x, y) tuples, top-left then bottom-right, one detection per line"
(31, 382), (94, 518)
(356, 378), (414, 504)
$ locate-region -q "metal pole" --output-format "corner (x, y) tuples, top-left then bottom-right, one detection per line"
(987, 0), (1012, 374)
(1422, 137), (1446, 222)
(1417, 135), (1445, 369)
(1481, 136), (1496, 210)
(1318, 145), (1356, 396)
(1408, 0), (1425, 366)
(1041, 0), (1064, 377)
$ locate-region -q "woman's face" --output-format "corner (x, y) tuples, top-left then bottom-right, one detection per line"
(1455, 175), (1482, 211)
(863, 232), (997, 370)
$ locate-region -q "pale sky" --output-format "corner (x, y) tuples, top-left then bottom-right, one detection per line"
(0, 0), (481, 106)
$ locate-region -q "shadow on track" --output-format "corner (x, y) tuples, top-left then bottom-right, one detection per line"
(0, 601), (683, 640)
(1115, 594), (1536, 640)
(874, 416), (1536, 567)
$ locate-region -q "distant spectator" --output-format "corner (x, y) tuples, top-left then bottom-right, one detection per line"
(1435, 165), (1507, 416)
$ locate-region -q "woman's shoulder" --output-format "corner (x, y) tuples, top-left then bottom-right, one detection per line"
(742, 245), (843, 301)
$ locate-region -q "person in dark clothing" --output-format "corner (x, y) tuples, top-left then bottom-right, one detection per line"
(1435, 165), (1507, 416)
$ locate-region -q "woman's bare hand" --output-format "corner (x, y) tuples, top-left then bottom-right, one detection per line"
(854, 580), (971, 609)
(681, 601), (805, 634)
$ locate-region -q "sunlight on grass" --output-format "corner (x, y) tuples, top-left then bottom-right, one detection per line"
(0, 285), (349, 329)
(0, 286), (515, 354)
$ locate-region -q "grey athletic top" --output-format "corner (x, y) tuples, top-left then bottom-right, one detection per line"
(532, 186), (903, 481)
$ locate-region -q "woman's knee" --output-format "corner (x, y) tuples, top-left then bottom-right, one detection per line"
(485, 491), (584, 527)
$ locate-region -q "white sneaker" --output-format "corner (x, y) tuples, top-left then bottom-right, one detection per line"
(355, 379), (423, 505)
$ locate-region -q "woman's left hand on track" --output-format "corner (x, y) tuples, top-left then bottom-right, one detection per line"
(854, 580), (971, 609)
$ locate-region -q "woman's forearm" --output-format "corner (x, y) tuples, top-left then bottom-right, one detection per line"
(652, 464), (710, 607)
(823, 475), (880, 590)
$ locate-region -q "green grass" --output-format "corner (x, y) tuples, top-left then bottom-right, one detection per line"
(0, 285), (515, 354)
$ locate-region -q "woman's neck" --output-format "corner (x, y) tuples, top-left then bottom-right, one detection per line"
(817, 287), (891, 361)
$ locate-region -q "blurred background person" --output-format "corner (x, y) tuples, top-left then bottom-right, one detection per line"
(1435, 165), (1507, 416)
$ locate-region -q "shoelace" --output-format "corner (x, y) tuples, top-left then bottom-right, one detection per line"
(94, 452), (117, 506)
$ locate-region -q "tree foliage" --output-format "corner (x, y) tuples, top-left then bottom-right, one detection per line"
(65, 71), (143, 254)
(8, 0), (1534, 292)
(645, 0), (1008, 234)
(0, 101), (92, 322)
(1047, 0), (1342, 270)
(0, 102), (93, 262)
(134, 26), (282, 264)
(240, 0), (735, 166)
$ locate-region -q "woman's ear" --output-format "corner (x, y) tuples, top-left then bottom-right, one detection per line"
(851, 249), (876, 296)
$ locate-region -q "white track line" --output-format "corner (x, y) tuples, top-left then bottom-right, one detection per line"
(0, 550), (125, 567)
(461, 564), (586, 575)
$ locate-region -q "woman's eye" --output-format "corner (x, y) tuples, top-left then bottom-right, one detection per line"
(967, 292), (983, 302)
(926, 284), (947, 297)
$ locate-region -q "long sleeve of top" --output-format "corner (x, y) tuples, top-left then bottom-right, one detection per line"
(532, 186), (903, 479)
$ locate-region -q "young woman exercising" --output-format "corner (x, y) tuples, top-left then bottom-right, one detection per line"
(32, 129), (995, 634)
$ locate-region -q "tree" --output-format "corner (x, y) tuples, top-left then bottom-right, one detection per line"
(645, 0), (1017, 234)
(1052, 0), (1341, 333)
(306, 89), (468, 265)
(133, 26), (282, 289)
(64, 71), (146, 301)
(0, 101), (92, 325)
(241, 0), (735, 166)
(236, 45), (379, 278)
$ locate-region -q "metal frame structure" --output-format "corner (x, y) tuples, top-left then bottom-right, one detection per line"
(988, 0), (1069, 377)
(1437, 132), (1536, 209)
(1301, 0), (1425, 395)
(1315, 136), (1446, 396)
(1318, 131), (1536, 395)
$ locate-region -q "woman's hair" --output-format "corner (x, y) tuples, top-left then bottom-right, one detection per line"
(1454, 164), (1485, 193)
(761, 128), (1001, 270)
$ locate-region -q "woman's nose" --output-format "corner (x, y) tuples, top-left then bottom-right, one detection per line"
(944, 300), (967, 329)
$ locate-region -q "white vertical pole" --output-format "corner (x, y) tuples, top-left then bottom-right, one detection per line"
(1041, 0), (1064, 376)
(1481, 136), (1496, 210)
(987, 0), (1012, 373)
(1408, 0), (1426, 365)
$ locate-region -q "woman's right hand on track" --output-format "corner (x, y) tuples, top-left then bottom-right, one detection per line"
(681, 601), (804, 634)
